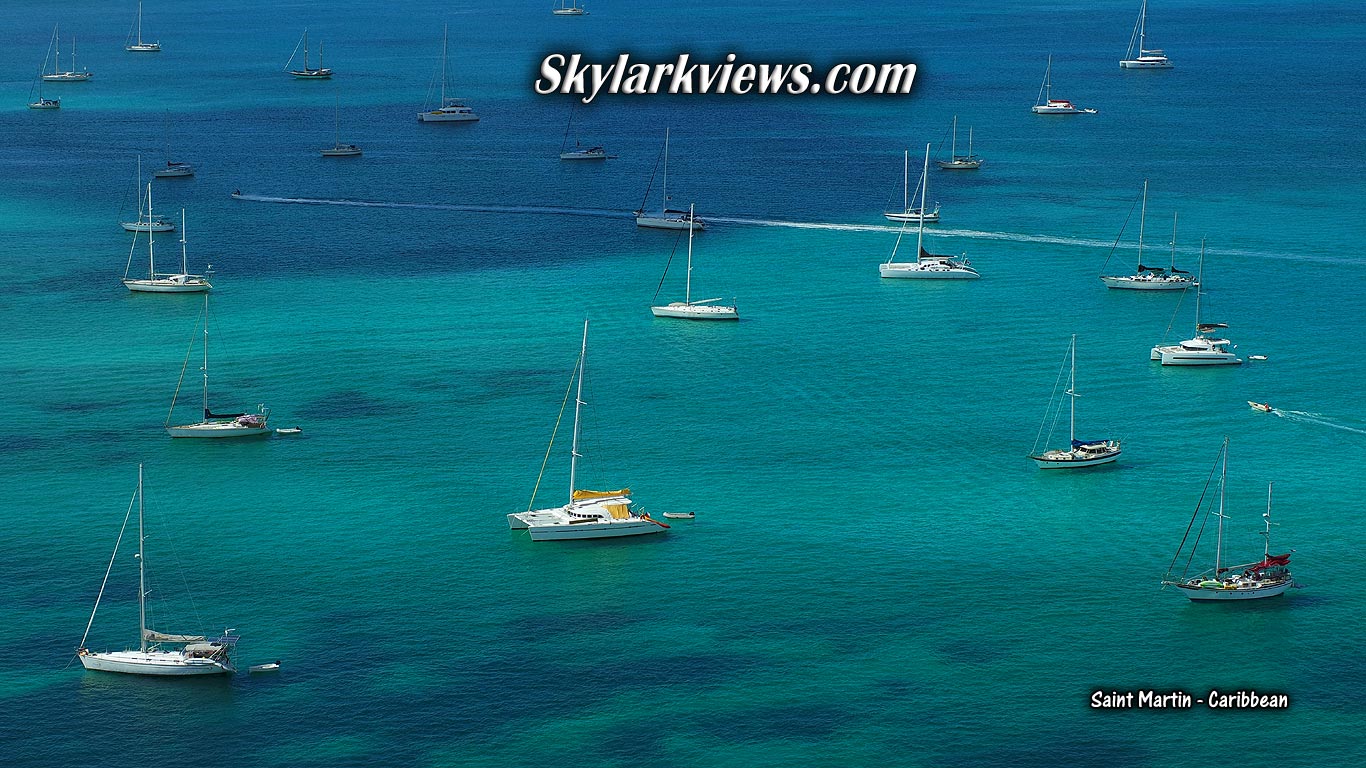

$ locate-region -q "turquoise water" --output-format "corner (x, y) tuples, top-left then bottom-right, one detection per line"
(4, 1), (1366, 765)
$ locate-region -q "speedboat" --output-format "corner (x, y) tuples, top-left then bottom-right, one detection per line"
(1248, 401), (1273, 413)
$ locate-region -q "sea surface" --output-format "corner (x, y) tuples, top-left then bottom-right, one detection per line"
(3, 1), (1365, 765)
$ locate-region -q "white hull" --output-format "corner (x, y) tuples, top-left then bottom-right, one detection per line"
(29, 100), (60, 110)
(1032, 105), (1096, 114)
(510, 512), (666, 541)
(661, 512), (694, 519)
(79, 649), (233, 676)
(936, 159), (981, 170)
(153, 168), (194, 178)
(650, 302), (738, 320)
(561, 150), (607, 160)
(552, 9), (586, 14)
(122, 221), (174, 232)
(1120, 58), (1171, 69)
(126, 43), (161, 52)
(1151, 345), (1242, 365)
(880, 262), (979, 279)
(166, 422), (270, 438)
(636, 213), (705, 231)
(290, 69), (332, 79)
(1030, 446), (1121, 468)
(1100, 275), (1193, 290)
(321, 146), (362, 157)
(1176, 581), (1291, 601)
(883, 209), (939, 223)
(124, 277), (211, 293)
(43, 73), (92, 82)
(418, 109), (478, 122)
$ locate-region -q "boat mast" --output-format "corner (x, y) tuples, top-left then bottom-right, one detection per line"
(146, 184), (156, 278)
(1137, 180), (1147, 268)
(661, 128), (670, 215)
(201, 295), (210, 416)
(568, 319), (588, 500)
(136, 2), (143, 44)
(137, 464), (147, 652)
(1138, 0), (1148, 53)
(1044, 55), (1053, 101)
(53, 25), (59, 77)
(1263, 481), (1274, 558)
(179, 209), (188, 274)
(902, 149), (909, 211)
(967, 125), (973, 160)
(440, 24), (448, 105)
(1194, 239), (1205, 331)
(1066, 334), (1077, 445)
(1169, 211), (1178, 271)
(685, 204), (694, 305)
(302, 29), (309, 71)
(950, 116), (958, 159)
(1215, 437), (1228, 579)
(916, 144), (929, 259)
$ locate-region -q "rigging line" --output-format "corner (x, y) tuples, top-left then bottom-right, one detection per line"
(637, 139), (666, 213)
(166, 310), (203, 427)
(650, 228), (686, 303)
(1098, 187), (1143, 276)
(77, 482), (138, 654)
(147, 482), (209, 633)
(1166, 441), (1224, 577)
(527, 353), (580, 512)
(1030, 341), (1072, 455)
(282, 34), (304, 71)
(1158, 279), (1191, 341)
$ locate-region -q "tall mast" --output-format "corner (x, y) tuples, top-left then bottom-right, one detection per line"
(902, 149), (909, 211)
(179, 209), (188, 274)
(137, 464), (147, 652)
(916, 144), (929, 258)
(568, 319), (588, 501)
(662, 128), (670, 214)
(146, 184), (156, 278)
(685, 204), (694, 305)
(1264, 481), (1274, 558)
(136, 2), (143, 44)
(1139, 0), (1148, 52)
(1067, 334), (1077, 445)
(1215, 437), (1228, 578)
(950, 116), (958, 158)
(54, 25), (59, 76)
(201, 294), (210, 416)
(1195, 239), (1205, 331)
(1137, 179), (1147, 267)
(967, 125), (973, 159)
(1169, 211), (1178, 271)
(302, 29), (309, 71)
(1044, 55), (1052, 101)
(440, 24), (448, 104)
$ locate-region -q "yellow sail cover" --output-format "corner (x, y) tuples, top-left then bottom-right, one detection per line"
(604, 503), (632, 520)
(571, 488), (631, 500)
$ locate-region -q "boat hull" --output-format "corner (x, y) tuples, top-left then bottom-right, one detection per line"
(880, 263), (979, 279)
(1030, 447), (1121, 469)
(418, 110), (479, 122)
(1176, 581), (1291, 601)
(122, 221), (175, 232)
(28, 100), (61, 110)
(124, 278), (211, 293)
(153, 168), (194, 178)
(1100, 276), (1193, 290)
(936, 160), (981, 170)
(290, 69), (333, 79)
(166, 422), (271, 438)
(1151, 345), (1242, 365)
(528, 519), (666, 541)
(560, 151), (607, 160)
(883, 210), (939, 223)
(1120, 59), (1172, 69)
(636, 213), (705, 231)
(126, 44), (161, 52)
(650, 303), (738, 320)
(42, 73), (92, 82)
(320, 147), (362, 157)
(79, 650), (233, 676)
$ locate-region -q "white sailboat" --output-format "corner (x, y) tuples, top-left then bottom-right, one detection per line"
(1031, 55), (1097, 114)
(285, 29), (332, 79)
(559, 104), (607, 160)
(650, 205), (738, 320)
(635, 128), (705, 230)
(121, 158), (175, 231)
(880, 145), (978, 279)
(1150, 240), (1242, 365)
(165, 295), (271, 438)
(125, 2), (162, 52)
(42, 26), (93, 81)
(936, 116), (981, 170)
(884, 148), (941, 222)
(321, 98), (362, 156)
(552, 0), (587, 15)
(1121, 0), (1172, 68)
(1100, 181), (1195, 290)
(1162, 439), (1295, 601)
(507, 321), (670, 541)
(28, 32), (61, 109)
(1028, 335), (1121, 469)
(78, 465), (238, 676)
(123, 203), (212, 293)
(418, 25), (478, 122)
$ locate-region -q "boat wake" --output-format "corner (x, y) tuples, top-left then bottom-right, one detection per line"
(1274, 410), (1366, 435)
(230, 193), (1288, 257)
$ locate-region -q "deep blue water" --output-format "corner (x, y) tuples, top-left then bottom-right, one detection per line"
(3, 1), (1366, 766)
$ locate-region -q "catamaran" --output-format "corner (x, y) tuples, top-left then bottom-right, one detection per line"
(1149, 240), (1241, 365)
(418, 25), (478, 122)
(1032, 55), (1096, 114)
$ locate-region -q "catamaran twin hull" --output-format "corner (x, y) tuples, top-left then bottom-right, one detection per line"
(1150, 345), (1241, 365)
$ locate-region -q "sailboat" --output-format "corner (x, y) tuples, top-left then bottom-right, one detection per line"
(507, 320), (670, 541)
(1100, 181), (1195, 290)
(559, 104), (607, 160)
(635, 128), (705, 230)
(78, 465), (238, 676)
(123, 202), (212, 293)
(884, 149), (940, 222)
(28, 33), (61, 109)
(1031, 55), (1097, 114)
(125, 2), (162, 52)
(165, 295), (271, 438)
(1028, 335), (1121, 468)
(121, 158), (175, 232)
(880, 145), (978, 279)
(1121, 0), (1172, 68)
(1162, 439), (1295, 601)
(320, 98), (362, 156)
(417, 25), (478, 122)
(552, 0), (587, 15)
(285, 29), (332, 79)
(650, 205), (738, 320)
(1150, 240), (1242, 365)
(936, 116), (981, 170)
(42, 26), (93, 81)
(153, 115), (195, 177)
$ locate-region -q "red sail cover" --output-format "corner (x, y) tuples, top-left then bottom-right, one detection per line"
(1250, 553), (1292, 571)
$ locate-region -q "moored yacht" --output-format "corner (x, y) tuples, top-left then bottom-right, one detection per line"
(1150, 240), (1241, 366)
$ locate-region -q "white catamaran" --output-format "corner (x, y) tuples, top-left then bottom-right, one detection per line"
(507, 321), (671, 541)
(165, 295), (271, 437)
(1149, 240), (1242, 365)
(418, 24), (478, 122)
(78, 465), (239, 676)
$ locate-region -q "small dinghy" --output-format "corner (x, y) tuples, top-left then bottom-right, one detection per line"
(661, 512), (695, 520)
(1248, 401), (1273, 413)
(1249, 355), (1268, 361)
(249, 661), (281, 673)
(275, 427), (303, 435)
